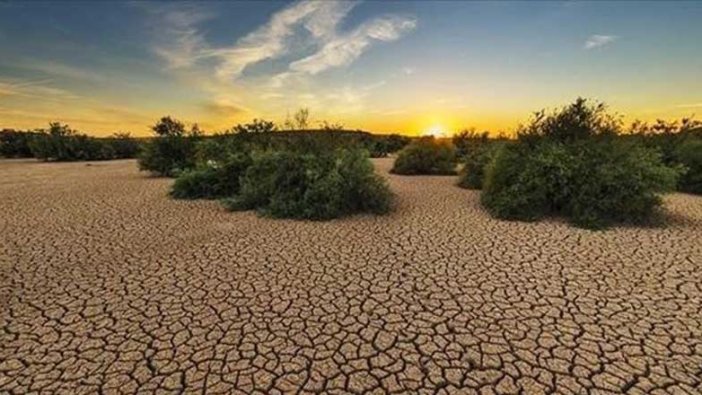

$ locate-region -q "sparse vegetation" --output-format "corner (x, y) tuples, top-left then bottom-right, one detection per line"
(391, 137), (456, 175)
(28, 123), (138, 161)
(1, 125), (141, 161)
(457, 142), (503, 190)
(222, 148), (392, 220)
(165, 118), (396, 219)
(138, 116), (201, 176)
(480, 98), (682, 229)
(674, 137), (702, 194)
(630, 119), (702, 195)
(170, 153), (252, 199)
(453, 130), (504, 189)
(0, 129), (37, 158)
(105, 132), (141, 159)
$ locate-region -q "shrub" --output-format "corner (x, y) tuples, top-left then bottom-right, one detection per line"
(453, 130), (489, 160)
(457, 142), (503, 190)
(138, 116), (200, 176)
(170, 153), (252, 199)
(0, 129), (36, 158)
(674, 137), (702, 194)
(390, 138), (456, 175)
(566, 140), (680, 228)
(223, 148), (392, 220)
(481, 142), (573, 221)
(29, 122), (114, 161)
(106, 132), (141, 159)
(518, 97), (620, 145)
(481, 99), (682, 229)
(232, 119), (277, 134)
(365, 134), (411, 158)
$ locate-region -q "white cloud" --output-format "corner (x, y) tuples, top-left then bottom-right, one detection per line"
(290, 15), (416, 75)
(151, 1), (416, 80)
(0, 78), (80, 100)
(151, 6), (214, 69)
(584, 34), (617, 50)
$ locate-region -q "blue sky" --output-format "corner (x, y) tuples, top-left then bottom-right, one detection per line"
(0, 1), (700, 136)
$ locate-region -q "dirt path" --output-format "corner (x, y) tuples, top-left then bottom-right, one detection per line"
(1, 158), (701, 394)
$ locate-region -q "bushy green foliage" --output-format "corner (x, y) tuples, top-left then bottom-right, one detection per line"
(28, 123), (118, 161)
(629, 119), (702, 195)
(390, 138), (456, 175)
(566, 140), (681, 228)
(3, 124), (140, 161)
(138, 116), (200, 176)
(364, 134), (411, 158)
(171, 153), (252, 199)
(457, 142), (503, 190)
(518, 97), (620, 144)
(222, 148), (392, 220)
(453, 130), (489, 160)
(674, 137), (702, 194)
(482, 142), (572, 221)
(481, 99), (682, 229)
(0, 129), (37, 158)
(105, 133), (141, 159)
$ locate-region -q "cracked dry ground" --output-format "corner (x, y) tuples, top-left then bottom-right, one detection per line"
(1, 159), (701, 395)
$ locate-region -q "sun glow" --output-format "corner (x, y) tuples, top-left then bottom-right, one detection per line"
(423, 125), (446, 138)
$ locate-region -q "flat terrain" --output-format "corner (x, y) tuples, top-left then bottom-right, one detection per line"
(1, 158), (701, 395)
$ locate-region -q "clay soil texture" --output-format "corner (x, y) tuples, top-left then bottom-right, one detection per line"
(1, 158), (701, 394)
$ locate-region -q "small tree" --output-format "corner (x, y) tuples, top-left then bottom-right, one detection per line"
(152, 116), (186, 137)
(138, 116), (200, 176)
(294, 108), (310, 130)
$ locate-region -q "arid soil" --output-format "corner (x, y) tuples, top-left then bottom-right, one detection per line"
(1, 158), (701, 395)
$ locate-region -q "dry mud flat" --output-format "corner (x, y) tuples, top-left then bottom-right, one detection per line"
(1, 158), (701, 395)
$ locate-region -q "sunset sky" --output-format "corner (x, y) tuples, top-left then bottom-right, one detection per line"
(1, 1), (701, 136)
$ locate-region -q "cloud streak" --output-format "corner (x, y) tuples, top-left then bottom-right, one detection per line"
(152, 1), (416, 80)
(290, 15), (416, 75)
(584, 34), (617, 50)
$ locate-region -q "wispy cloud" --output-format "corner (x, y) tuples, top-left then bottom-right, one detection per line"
(584, 34), (617, 50)
(150, 6), (214, 69)
(0, 78), (80, 100)
(151, 1), (416, 80)
(290, 16), (416, 75)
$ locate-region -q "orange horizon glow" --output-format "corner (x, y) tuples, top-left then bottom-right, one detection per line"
(1, 2), (701, 138)
(1, 102), (698, 138)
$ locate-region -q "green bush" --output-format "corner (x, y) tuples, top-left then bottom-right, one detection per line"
(630, 119), (702, 195)
(0, 129), (36, 158)
(171, 153), (252, 199)
(390, 138), (456, 175)
(566, 140), (680, 228)
(2, 127), (139, 161)
(106, 133), (141, 159)
(481, 99), (682, 229)
(481, 142), (573, 221)
(28, 123), (115, 161)
(457, 142), (502, 190)
(138, 116), (200, 176)
(674, 137), (702, 194)
(223, 148), (392, 220)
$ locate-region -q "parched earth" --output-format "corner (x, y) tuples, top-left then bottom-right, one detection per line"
(1, 158), (701, 395)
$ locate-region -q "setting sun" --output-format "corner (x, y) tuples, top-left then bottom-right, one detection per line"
(423, 125), (447, 138)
